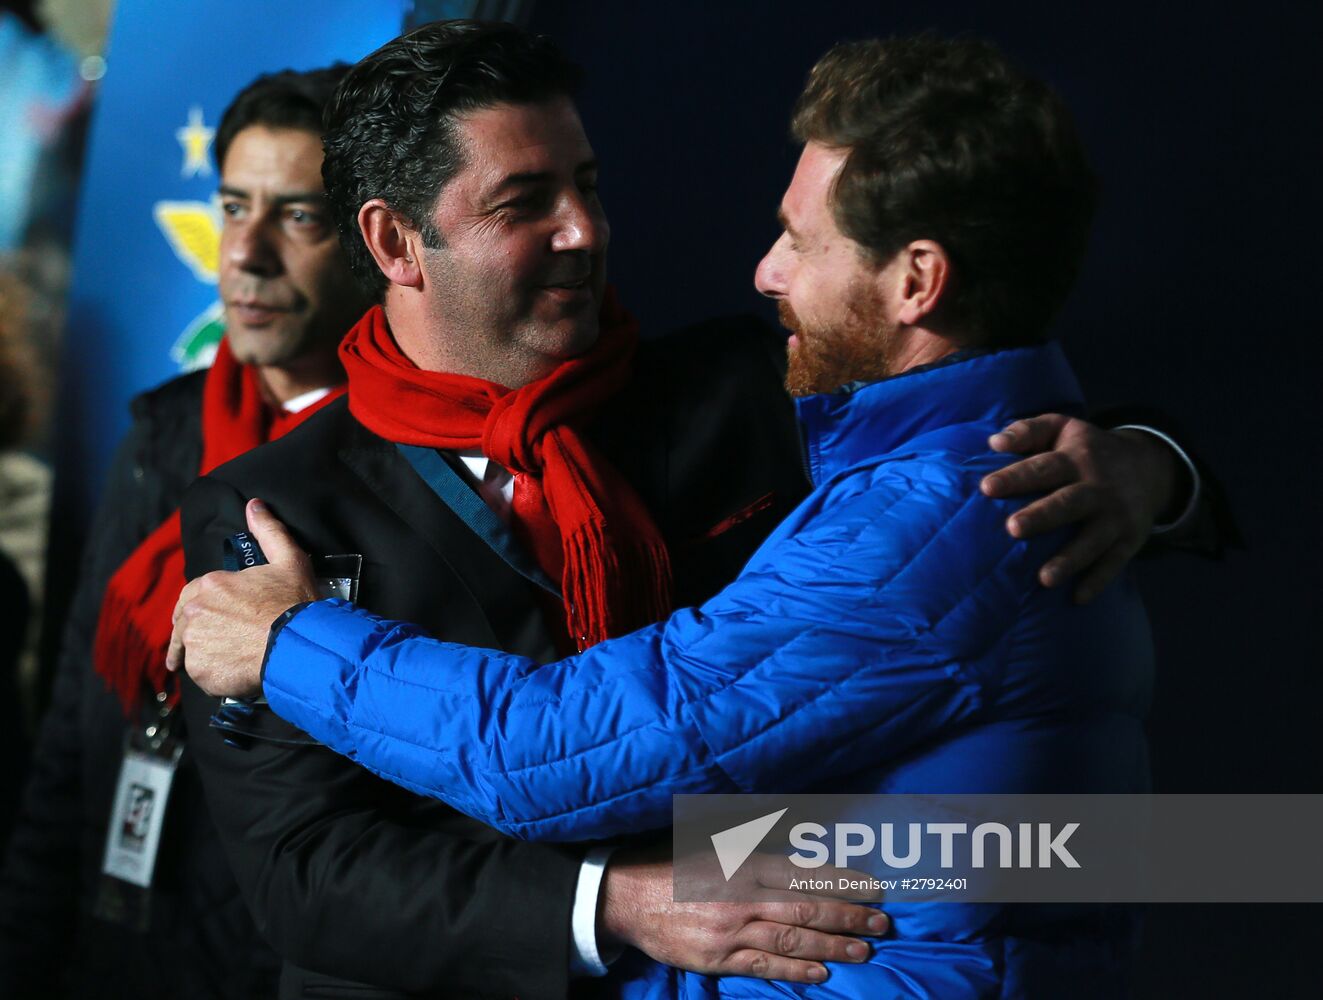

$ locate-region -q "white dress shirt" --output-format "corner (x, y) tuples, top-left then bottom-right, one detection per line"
(1114, 426), (1202, 534)
(279, 386), (334, 414)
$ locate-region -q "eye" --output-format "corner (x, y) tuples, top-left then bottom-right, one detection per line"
(283, 206), (331, 238)
(498, 189), (554, 217)
(287, 207), (324, 226)
(221, 200), (245, 219)
(494, 187), (560, 220)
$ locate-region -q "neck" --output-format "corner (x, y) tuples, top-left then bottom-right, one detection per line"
(256, 353), (345, 406)
(888, 326), (958, 376)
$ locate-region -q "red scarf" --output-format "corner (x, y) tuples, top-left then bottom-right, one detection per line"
(94, 339), (345, 716)
(340, 290), (672, 649)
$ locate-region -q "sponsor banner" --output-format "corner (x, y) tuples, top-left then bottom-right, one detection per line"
(673, 794), (1323, 903)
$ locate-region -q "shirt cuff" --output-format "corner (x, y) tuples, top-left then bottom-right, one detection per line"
(568, 846), (620, 977)
(1113, 424), (1202, 535)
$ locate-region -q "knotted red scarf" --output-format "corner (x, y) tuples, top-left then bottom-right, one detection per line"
(340, 290), (672, 649)
(94, 338), (345, 716)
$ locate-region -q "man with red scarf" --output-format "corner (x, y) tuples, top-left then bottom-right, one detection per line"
(172, 21), (1212, 1000)
(0, 67), (365, 998)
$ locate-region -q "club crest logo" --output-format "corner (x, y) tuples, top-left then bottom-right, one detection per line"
(154, 105), (224, 371)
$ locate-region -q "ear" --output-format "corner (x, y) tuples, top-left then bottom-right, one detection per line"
(358, 199), (425, 289)
(889, 239), (950, 326)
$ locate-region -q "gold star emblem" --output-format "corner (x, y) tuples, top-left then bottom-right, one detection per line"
(175, 106), (215, 178)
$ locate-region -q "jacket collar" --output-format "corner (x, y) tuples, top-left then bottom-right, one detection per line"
(793, 342), (1085, 487)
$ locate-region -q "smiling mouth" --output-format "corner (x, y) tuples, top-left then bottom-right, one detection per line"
(540, 277), (594, 307)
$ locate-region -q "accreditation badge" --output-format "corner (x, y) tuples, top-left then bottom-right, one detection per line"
(225, 529), (361, 601)
(95, 694), (183, 929)
(102, 744), (180, 887)
(315, 552), (362, 602)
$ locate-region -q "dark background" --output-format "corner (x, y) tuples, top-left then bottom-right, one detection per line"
(530, 1), (1322, 995)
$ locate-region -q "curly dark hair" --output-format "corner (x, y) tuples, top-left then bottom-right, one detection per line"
(792, 36), (1099, 347)
(215, 64), (351, 171)
(322, 19), (582, 298)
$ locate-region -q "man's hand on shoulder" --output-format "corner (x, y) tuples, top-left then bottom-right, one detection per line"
(167, 498), (320, 697)
(979, 413), (1185, 603)
(599, 848), (888, 983)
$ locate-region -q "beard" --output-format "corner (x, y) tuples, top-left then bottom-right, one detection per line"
(780, 284), (897, 397)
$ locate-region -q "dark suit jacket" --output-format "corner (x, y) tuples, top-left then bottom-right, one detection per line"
(179, 318), (808, 1000)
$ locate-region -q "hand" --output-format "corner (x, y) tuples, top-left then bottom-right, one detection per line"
(980, 415), (1179, 603)
(599, 849), (888, 984)
(166, 498), (320, 696)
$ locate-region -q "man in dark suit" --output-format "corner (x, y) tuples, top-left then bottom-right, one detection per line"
(177, 20), (1205, 999)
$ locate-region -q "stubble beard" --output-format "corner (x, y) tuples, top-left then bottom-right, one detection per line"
(780, 285), (897, 397)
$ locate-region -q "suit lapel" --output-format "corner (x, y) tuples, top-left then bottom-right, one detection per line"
(394, 443), (559, 596)
(336, 419), (555, 657)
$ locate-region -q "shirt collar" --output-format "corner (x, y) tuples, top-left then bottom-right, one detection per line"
(280, 386), (335, 414)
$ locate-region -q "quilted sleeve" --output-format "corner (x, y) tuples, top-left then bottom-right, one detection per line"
(263, 463), (1046, 842)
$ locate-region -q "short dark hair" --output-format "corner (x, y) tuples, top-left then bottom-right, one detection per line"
(215, 64), (351, 171)
(322, 19), (582, 297)
(792, 36), (1099, 347)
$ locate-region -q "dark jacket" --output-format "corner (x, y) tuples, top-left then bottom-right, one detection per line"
(179, 317), (809, 1000)
(0, 370), (281, 999)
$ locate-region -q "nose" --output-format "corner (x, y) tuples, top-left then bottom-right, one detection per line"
(223, 216), (282, 277)
(754, 235), (788, 298)
(550, 191), (609, 255)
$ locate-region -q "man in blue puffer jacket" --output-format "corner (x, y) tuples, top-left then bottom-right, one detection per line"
(175, 36), (1153, 998)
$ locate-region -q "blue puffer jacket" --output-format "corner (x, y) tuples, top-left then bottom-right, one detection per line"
(264, 343), (1153, 998)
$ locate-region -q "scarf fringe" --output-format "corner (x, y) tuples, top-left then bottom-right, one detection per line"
(92, 573), (176, 717)
(563, 519), (673, 649)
